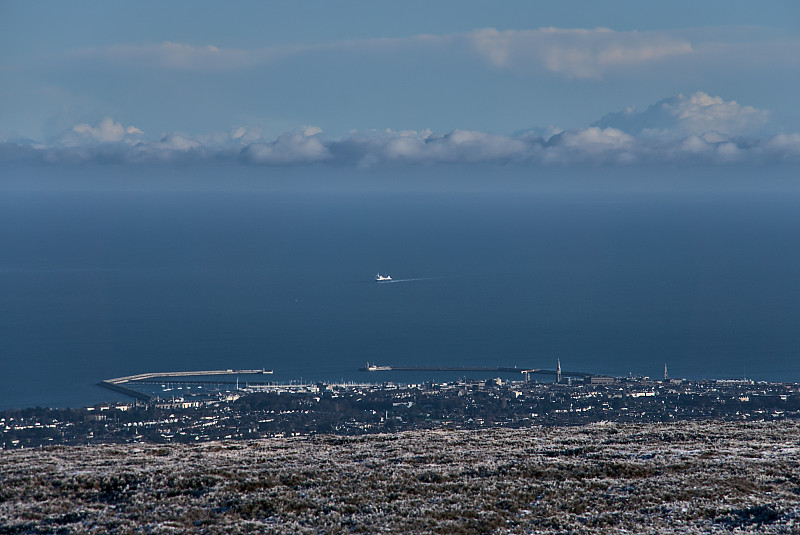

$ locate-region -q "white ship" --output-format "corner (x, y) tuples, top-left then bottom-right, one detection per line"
(360, 362), (392, 371)
(375, 273), (392, 282)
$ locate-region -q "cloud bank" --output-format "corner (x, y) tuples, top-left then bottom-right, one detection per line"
(64, 26), (800, 82)
(70, 27), (694, 79)
(2, 93), (799, 167)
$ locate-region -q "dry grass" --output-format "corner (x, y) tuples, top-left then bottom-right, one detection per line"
(1, 421), (799, 533)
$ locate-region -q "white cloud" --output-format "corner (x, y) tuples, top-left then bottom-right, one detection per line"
(765, 133), (800, 151)
(230, 127), (248, 140)
(467, 27), (693, 78)
(594, 92), (770, 137)
(715, 142), (743, 162)
(4, 127), (799, 167)
(332, 129), (529, 166)
(58, 117), (144, 146)
(67, 27), (693, 79)
(763, 133), (800, 160)
(2, 94), (799, 167)
(59, 25), (800, 93)
(301, 126), (323, 137)
(154, 133), (202, 152)
(549, 127), (634, 150)
(540, 127), (637, 164)
(680, 135), (711, 155)
(240, 128), (330, 165)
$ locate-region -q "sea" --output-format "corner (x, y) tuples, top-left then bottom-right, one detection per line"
(2, 177), (800, 409)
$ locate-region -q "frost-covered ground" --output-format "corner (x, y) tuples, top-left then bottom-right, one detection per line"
(2, 421), (799, 534)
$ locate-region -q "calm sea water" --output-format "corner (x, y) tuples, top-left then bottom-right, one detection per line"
(2, 187), (800, 409)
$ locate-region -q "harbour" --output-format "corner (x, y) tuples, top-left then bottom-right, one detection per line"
(358, 364), (601, 380)
(96, 364), (609, 404)
(97, 369), (274, 402)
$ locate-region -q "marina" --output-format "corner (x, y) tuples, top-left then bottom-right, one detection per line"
(97, 369), (274, 402)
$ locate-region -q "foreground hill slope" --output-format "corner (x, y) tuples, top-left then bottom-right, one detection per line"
(2, 421), (799, 534)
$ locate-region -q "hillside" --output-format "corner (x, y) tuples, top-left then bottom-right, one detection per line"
(2, 421), (799, 534)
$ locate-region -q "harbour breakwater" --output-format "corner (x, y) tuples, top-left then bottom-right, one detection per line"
(97, 369), (273, 401)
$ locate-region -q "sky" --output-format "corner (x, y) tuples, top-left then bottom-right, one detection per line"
(2, 1), (800, 169)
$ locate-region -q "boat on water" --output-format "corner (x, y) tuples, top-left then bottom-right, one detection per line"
(359, 362), (392, 371)
(375, 273), (392, 282)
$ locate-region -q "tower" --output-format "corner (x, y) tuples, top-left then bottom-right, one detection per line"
(664, 363), (668, 381)
(557, 358), (562, 384)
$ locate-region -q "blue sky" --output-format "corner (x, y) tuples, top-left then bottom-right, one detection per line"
(2, 1), (800, 167)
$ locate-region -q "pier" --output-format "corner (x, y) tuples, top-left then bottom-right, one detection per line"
(97, 369), (273, 401)
(361, 365), (528, 373)
(95, 381), (153, 402)
(103, 369), (272, 384)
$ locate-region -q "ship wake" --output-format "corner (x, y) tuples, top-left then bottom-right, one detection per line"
(379, 277), (438, 284)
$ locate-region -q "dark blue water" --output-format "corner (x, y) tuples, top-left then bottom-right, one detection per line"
(2, 188), (800, 409)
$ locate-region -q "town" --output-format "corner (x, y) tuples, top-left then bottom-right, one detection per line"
(3, 375), (800, 450)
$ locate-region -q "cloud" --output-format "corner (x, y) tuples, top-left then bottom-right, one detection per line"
(57, 117), (144, 146)
(541, 127), (637, 164)
(594, 92), (770, 137)
(67, 27), (693, 79)
(2, 93), (799, 167)
(467, 27), (693, 78)
(762, 133), (800, 160)
(240, 128), (331, 165)
(332, 129), (529, 166)
(71, 42), (263, 71)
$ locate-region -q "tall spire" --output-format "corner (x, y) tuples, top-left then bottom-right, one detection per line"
(664, 363), (668, 381)
(557, 358), (562, 384)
